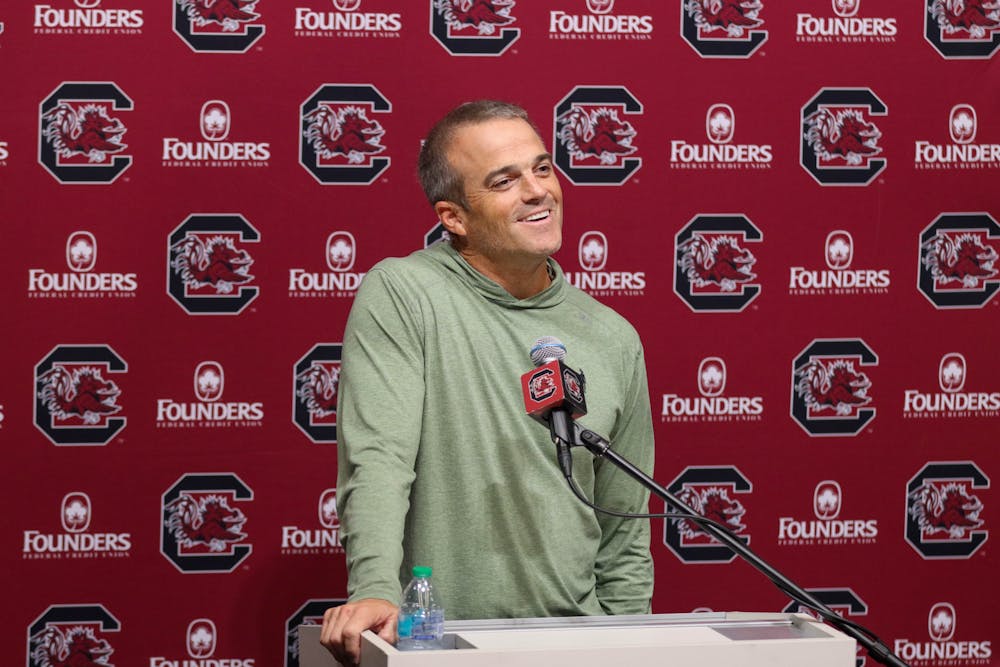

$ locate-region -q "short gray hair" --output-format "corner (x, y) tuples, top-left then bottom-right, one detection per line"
(417, 100), (539, 209)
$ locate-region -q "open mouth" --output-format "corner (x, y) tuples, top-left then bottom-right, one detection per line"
(521, 210), (550, 223)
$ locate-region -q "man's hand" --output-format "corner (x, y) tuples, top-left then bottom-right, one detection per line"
(320, 598), (399, 666)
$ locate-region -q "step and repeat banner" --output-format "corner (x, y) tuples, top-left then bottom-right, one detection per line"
(2, 1), (998, 665)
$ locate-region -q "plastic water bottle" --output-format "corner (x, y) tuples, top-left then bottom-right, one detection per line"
(397, 566), (444, 651)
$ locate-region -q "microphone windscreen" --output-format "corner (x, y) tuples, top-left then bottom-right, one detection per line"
(530, 336), (566, 367)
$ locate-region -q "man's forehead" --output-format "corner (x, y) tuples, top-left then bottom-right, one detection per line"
(448, 118), (547, 170)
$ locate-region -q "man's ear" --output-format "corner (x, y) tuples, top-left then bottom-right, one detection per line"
(434, 200), (467, 240)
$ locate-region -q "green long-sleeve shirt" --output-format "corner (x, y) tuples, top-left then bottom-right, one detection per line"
(336, 242), (654, 620)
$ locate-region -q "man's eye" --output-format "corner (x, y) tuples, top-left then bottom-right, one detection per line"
(492, 178), (513, 189)
(535, 163), (552, 174)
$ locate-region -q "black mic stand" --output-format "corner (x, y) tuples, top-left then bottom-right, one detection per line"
(569, 424), (909, 667)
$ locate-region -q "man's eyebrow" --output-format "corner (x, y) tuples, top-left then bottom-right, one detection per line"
(482, 153), (553, 186)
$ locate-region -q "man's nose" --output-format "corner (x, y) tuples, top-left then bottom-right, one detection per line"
(520, 172), (548, 201)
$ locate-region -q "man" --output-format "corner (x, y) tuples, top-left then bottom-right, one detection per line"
(321, 101), (654, 665)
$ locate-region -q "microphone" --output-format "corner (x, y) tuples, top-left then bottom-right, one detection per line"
(521, 337), (587, 474)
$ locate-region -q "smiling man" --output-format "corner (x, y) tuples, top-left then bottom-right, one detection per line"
(321, 101), (654, 666)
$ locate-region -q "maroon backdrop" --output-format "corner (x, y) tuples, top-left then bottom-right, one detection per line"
(3, 1), (998, 666)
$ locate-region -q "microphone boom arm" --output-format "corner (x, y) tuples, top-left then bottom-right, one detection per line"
(572, 424), (909, 667)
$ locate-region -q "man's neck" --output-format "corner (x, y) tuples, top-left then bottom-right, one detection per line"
(456, 248), (552, 300)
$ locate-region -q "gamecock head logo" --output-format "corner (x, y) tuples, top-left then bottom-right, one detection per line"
(170, 235), (254, 294)
(173, 0), (265, 53)
(557, 106), (637, 165)
(664, 466), (752, 563)
(430, 0), (520, 56)
(814, 480), (842, 520)
(921, 232), (998, 288)
(675, 486), (746, 539)
(67, 231), (98, 272)
(579, 231), (608, 271)
(296, 363), (340, 419)
(682, 0), (767, 57)
(293, 344), (343, 443)
(39, 82), (133, 184)
(161, 473), (253, 573)
(826, 230), (853, 269)
(697, 357), (726, 397)
(905, 461), (989, 559)
(795, 359), (872, 415)
(167, 214), (260, 315)
(790, 339), (877, 436)
(908, 481), (984, 539)
(35, 345), (128, 446)
(801, 88), (887, 186)
(918, 213), (1000, 308)
(554, 86), (642, 185)
(925, 0), (1000, 58)
(31, 625), (114, 667)
(674, 214), (762, 312)
(164, 493), (248, 553)
(300, 85), (391, 184)
(302, 105), (385, 164)
(928, 603), (957, 642)
(938, 353), (966, 392)
(27, 605), (121, 667)
(677, 234), (757, 292)
(187, 619), (216, 659)
(61, 492), (92, 532)
(707, 104), (735, 144)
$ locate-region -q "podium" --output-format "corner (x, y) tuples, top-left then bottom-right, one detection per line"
(297, 612), (857, 667)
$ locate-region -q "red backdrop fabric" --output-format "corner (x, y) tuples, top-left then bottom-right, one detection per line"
(3, 2), (998, 666)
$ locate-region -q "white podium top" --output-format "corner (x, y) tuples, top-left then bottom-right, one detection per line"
(298, 612), (856, 667)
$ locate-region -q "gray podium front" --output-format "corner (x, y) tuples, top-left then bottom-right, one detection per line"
(298, 612), (856, 667)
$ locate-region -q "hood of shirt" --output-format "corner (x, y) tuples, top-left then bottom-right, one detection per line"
(422, 241), (567, 310)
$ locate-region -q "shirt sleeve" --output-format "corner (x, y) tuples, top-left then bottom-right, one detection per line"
(336, 267), (425, 605)
(591, 341), (655, 615)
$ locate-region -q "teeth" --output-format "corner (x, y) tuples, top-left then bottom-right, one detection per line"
(525, 211), (549, 222)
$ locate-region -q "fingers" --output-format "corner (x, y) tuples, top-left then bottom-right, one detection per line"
(320, 605), (358, 666)
(319, 600), (400, 667)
